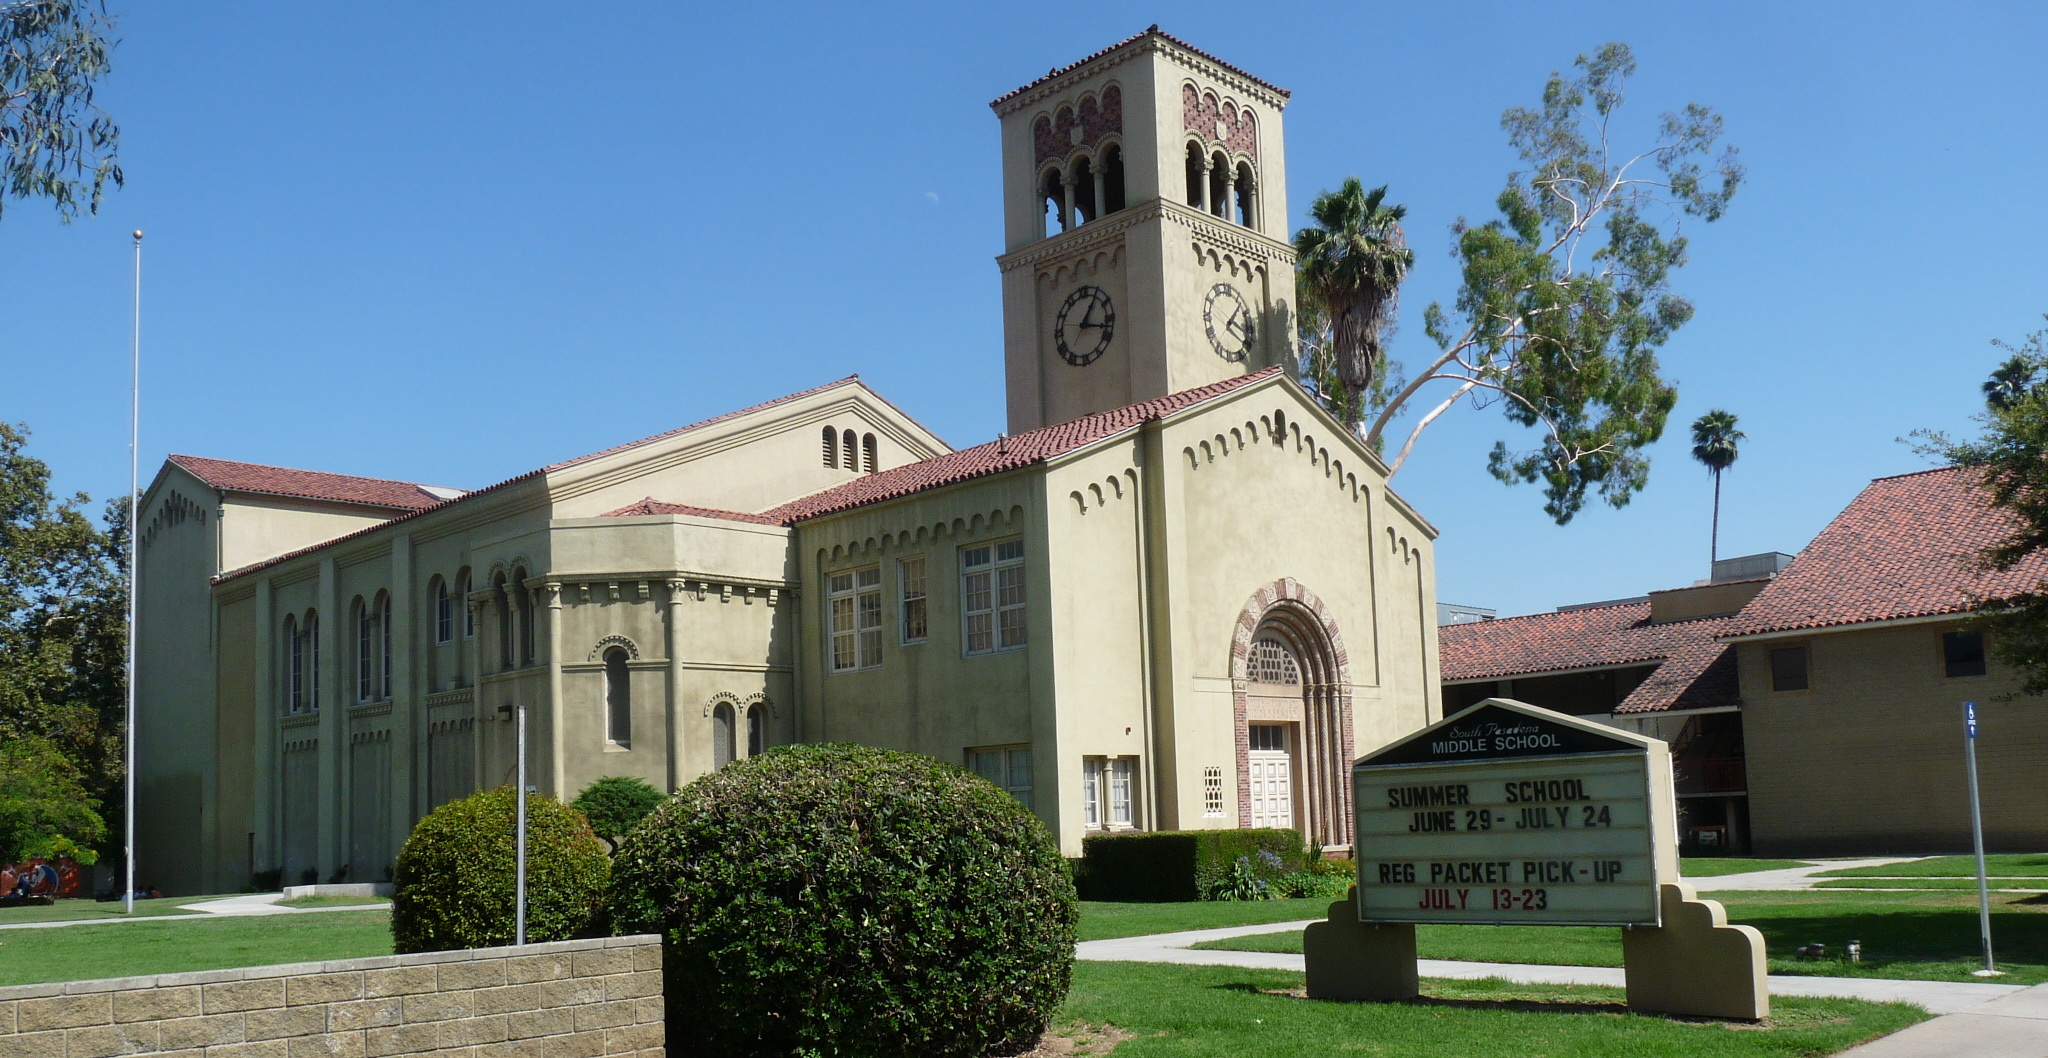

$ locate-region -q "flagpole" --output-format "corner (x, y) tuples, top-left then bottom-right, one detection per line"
(124, 230), (142, 915)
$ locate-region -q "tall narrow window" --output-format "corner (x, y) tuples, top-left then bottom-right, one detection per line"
(828, 567), (882, 671)
(433, 577), (452, 644)
(1203, 766), (1224, 818)
(1234, 162), (1257, 229)
(970, 745), (1033, 809)
(494, 575), (512, 669)
(1209, 152), (1230, 217)
(284, 615), (301, 713)
(514, 568), (534, 665)
(842, 430), (858, 473)
(1185, 143), (1204, 207)
(1082, 758), (1103, 829)
(899, 556), (927, 643)
(822, 425), (839, 468)
(306, 612), (320, 710)
(603, 647), (630, 746)
(712, 703), (735, 768)
(1103, 145), (1126, 213)
(961, 541), (1025, 655)
(1109, 758), (1134, 827)
(457, 570), (473, 640)
(378, 593), (393, 700)
(746, 704), (765, 757)
(862, 433), (878, 474)
(355, 599), (374, 702)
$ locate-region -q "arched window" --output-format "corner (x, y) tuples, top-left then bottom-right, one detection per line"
(746, 704), (765, 757)
(493, 574), (512, 669)
(1102, 145), (1126, 214)
(456, 569), (473, 640)
(1070, 156), (1095, 224)
(1042, 168), (1066, 237)
(284, 614), (301, 713)
(604, 647), (631, 746)
(354, 597), (374, 702)
(1185, 143), (1205, 208)
(822, 425), (839, 468)
(432, 577), (451, 644)
(841, 430), (858, 472)
(861, 433), (877, 474)
(1234, 162), (1257, 229)
(513, 567), (534, 665)
(305, 611), (320, 710)
(1209, 152), (1231, 217)
(712, 703), (736, 768)
(1249, 636), (1302, 685)
(378, 592), (393, 699)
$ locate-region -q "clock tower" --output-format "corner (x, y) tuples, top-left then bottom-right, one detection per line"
(991, 28), (1297, 433)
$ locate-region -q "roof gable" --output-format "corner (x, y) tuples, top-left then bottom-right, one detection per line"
(167, 454), (455, 511)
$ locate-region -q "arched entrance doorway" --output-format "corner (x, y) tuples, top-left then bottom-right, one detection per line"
(1231, 579), (1353, 850)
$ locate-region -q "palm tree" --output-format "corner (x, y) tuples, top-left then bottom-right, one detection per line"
(1294, 180), (1413, 432)
(1690, 410), (1745, 566)
(1983, 355), (2039, 410)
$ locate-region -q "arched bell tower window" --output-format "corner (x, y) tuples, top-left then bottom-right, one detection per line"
(1208, 151), (1231, 218)
(603, 647), (631, 746)
(1185, 143), (1204, 208)
(1042, 167), (1067, 237)
(1234, 162), (1257, 230)
(1102, 145), (1126, 213)
(822, 426), (839, 468)
(841, 430), (858, 473)
(862, 433), (878, 474)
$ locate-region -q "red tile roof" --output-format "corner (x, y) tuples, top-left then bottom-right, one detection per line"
(752, 368), (1284, 524)
(600, 498), (783, 525)
(1439, 602), (1740, 715)
(1720, 466), (2045, 638)
(990, 26), (1290, 108)
(169, 455), (455, 511)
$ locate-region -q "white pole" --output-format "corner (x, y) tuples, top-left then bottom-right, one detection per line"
(124, 230), (142, 915)
(515, 702), (527, 945)
(1963, 701), (2000, 976)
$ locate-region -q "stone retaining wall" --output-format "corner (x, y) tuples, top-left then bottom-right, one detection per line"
(0, 934), (663, 1058)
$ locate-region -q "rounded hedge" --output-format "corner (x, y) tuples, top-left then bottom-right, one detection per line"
(391, 786), (610, 953)
(610, 743), (1077, 1058)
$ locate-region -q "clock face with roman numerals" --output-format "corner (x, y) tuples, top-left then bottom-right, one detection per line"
(1055, 286), (1115, 366)
(1204, 283), (1256, 363)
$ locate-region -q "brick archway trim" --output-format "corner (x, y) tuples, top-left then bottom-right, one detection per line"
(1229, 578), (1355, 845)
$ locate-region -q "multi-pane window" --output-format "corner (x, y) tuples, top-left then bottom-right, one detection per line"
(284, 615), (302, 713)
(970, 745), (1033, 809)
(899, 557), (928, 643)
(603, 647), (631, 746)
(356, 601), (376, 702)
(434, 579), (453, 644)
(1203, 766), (1224, 817)
(1768, 646), (1809, 692)
(1249, 638), (1301, 684)
(829, 566), (882, 672)
(1082, 758), (1103, 829)
(962, 540), (1026, 655)
(306, 614), (320, 710)
(457, 572), (473, 640)
(1082, 757), (1134, 829)
(1944, 631), (1987, 678)
(1109, 758), (1134, 828)
(379, 594), (393, 700)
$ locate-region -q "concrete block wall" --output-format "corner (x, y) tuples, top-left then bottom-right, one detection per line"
(0, 934), (662, 1058)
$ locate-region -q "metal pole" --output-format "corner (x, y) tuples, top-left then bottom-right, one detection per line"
(515, 701), (527, 946)
(1963, 701), (2000, 976)
(124, 230), (142, 915)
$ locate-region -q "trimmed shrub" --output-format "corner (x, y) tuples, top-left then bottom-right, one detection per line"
(391, 786), (610, 953)
(610, 743), (1076, 1058)
(570, 776), (666, 852)
(1076, 828), (1304, 902)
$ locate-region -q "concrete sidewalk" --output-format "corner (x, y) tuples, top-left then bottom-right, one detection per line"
(1689, 857), (1926, 892)
(1839, 981), (2048, 1057)
(0, 895), (389, 931)
(1077, 921), (2029, 1016)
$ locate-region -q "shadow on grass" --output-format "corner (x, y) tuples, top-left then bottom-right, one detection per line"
(1208, 981), (1632, 1017)
(1742, 908), (2046, 973)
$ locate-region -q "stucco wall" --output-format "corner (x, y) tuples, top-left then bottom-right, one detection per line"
(1740, 621), (2048, 855)
(136, 470), (224, 896)
(0, 934), (662, 1058)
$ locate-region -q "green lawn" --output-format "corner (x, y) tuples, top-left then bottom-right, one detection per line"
(1816, 877), (2048, 891)
(276, 894), (391, 908)
(1187, 889), (2048, 985)
(1678, 858), (1812, 877)
(1078, 899), (1334, 941)
(1816, 854), (2048, 878)
(0, 910), (393, 986)
(0, 896), (229, 925)
(1060, 962), (1924, 1057)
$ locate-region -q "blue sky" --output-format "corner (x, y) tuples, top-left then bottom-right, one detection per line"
(3, 2), (2044, 617)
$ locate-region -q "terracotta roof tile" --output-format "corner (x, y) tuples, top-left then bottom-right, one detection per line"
(600, 498), (784, 525)
(1720, 466), (2046, 638)
(990, 26), (1290, 109)
(1438, 602), (1739, 715)
(756, 368), (1283, 524)
(169, 455), (455, 511)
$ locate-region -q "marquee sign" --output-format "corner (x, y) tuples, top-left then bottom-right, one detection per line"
(1352, 700), (1669, 928)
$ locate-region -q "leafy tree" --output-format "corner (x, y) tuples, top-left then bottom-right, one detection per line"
(1919, 317), (2048, 694)
(0, 732), (104, 863)
(570, 775), (664, 853)
(1306, 44), (1740, 524)
(0, 422), (127, 853)
(1294, 180), (1414, 432)
(2, 0), (122, 222)
(1689, 409), (1744, 564)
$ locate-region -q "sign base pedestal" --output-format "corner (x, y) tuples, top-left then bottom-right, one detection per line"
(1303, 893), (1417, 1001)
(1622, 882), (1769, 1021)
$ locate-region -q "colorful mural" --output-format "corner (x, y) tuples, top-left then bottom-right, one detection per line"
(1, 858), (84, 901)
